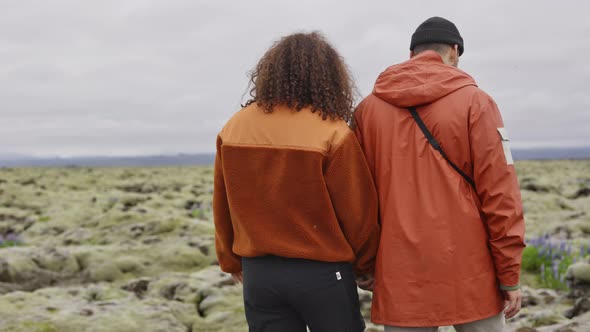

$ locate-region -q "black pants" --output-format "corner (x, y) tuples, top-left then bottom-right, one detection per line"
(242, 256), (365, 332)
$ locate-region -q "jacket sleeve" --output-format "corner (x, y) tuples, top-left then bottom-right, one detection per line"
(353, 102), (375, 176)
(213, 135), (242, 273)
(469, 100), (526, 290)
(324, 131), (381, 276)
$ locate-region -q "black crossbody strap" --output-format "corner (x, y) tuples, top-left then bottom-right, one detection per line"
(408, 107), (476, 190)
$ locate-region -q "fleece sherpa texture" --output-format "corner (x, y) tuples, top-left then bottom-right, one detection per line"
(213, 104), (380, 276)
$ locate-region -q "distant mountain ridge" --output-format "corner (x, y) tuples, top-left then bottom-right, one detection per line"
(512, 147), (590, 161)
(0, 154), (214, 168)
(1, 147), (589, 167)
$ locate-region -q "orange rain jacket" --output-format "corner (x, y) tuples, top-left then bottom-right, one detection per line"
(354, 51), (526, 327)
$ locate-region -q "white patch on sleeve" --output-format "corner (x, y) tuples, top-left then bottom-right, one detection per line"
(497, 128), (514, 165)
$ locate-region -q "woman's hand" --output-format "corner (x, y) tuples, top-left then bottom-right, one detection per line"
(232, 272), (243, 284)
(356, 274), (375, 291)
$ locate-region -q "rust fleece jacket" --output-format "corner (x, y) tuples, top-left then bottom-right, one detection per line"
(213, 104), (381, 275)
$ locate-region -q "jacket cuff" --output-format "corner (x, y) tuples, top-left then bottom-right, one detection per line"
(500, 283), (520, 291)
(219, 257), (242, 274)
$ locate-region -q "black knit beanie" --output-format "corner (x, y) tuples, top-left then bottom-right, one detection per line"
(410, 17), (464, 56)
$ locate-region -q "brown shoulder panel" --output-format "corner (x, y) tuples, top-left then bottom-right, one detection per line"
(220, 104), (351, 154)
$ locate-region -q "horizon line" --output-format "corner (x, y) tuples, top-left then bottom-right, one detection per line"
(0, 145), (588, 161)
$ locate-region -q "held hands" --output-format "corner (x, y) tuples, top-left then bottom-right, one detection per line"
(356, 274), (375, 291)
(503, 289), (522, 319)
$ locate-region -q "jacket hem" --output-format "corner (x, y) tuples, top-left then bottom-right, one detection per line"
(372, 308), (504, 327)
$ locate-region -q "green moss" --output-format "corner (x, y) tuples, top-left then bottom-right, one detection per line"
(520, 272), (543, 288)
(162, 193), (175, 200)
(119, 194), (150, 207)
(154, 219), (180, 234)
(115, 256), (142, 273)
(32, 248), (79, 273)
(190, 209), (206, 219)
(531, 313), (563, 327)
(38, 216), (51, 222)
(83, 284), (129, 302)
(20, 321), (59, 332)
(87, 261), (124, 282)
(151, 245), (209, 271)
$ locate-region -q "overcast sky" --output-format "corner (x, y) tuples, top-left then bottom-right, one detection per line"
(1, 0), (589, 157)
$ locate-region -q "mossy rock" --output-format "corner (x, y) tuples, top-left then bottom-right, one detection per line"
(0, 321), (59, 332)
(164, 300), (198, 328)
(149, 245), (209, 271)
(53, 313), (145, 332)
(192, 312), (247, 332)
(567, 262), (590, 283)
(146, 273), (201, 303)
(32, 247), (79, 274)
(54, 300), (188, 332)
(118, 194), (150, 207)
(0, 207), (29, 222)
(73, 249), (112, 270)
(0, 252), (39, 283)
(579, 222), (590, 235)
(196, 286), (243, 321)
(87, 261), (124, 283)
(35, 321), (58, 330)
(154, 218), (181, 234)
(520, 178), (560, 194)
(198, 293), (228, 317)
(531, 312), (564, 327)
(83, 284), (129, 302)
(129, 299), (190, 332)
(114, 256), (142, 274)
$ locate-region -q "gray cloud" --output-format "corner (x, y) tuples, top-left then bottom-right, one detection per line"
(1, 0), (588, 157)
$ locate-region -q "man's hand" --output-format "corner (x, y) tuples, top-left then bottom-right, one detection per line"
(231, 272), (243, 284)
(356, 274), (375, 291)
(503, 289), (522, 319)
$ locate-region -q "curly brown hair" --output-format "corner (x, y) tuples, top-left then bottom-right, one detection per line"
(243, 32), (357, 123)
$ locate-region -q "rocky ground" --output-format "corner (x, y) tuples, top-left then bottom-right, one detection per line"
(0, 160), (589, 332)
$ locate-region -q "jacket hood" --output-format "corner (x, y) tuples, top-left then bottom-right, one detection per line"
(373, 51), (477, 108)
